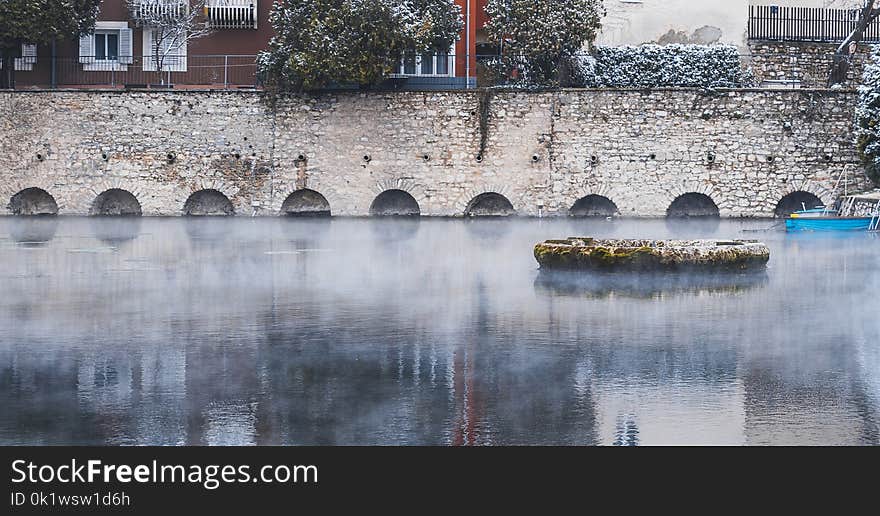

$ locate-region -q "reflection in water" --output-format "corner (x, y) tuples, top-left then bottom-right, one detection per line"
(664, 217), (722, 236)
(534, 270), (769, 299)
(9, 217), (59, 246)
(613, 417), (640, 447)
(368, 218), (420, 242)
(184, 217), (230, 243)
(0, 217), (878, 445)
(464, 218), (513, 242)
(90, 217), (143, 246)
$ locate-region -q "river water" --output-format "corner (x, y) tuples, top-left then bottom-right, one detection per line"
(1, 217), (878, 446)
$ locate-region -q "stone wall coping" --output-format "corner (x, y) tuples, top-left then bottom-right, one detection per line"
(0, 87), (859, 95)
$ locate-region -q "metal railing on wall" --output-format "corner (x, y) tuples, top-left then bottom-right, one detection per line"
(748, 4), (880, 43)
(41, 55), (259, 89)
(9, 51), (865, 91)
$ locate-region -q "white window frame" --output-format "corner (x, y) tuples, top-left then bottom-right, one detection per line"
(394, 45), (455, 78)
(82, 22), (132, 72)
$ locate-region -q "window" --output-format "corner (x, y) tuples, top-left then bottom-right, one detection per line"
(142, 29), (188, 72)
(79, 22), (132, 71)
(0, 43), (37, 71)
(95, 32), (119, 61)
(396, 47), (454, 77)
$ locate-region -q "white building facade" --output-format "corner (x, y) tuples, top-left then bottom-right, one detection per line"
(597, 0), (867, 50)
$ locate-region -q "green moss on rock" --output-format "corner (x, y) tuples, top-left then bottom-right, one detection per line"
(534, 238), (770, 272)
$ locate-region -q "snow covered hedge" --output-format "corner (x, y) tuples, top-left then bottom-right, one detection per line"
(484, 44), (753, 89)
(576, 45), (752, 89)
(856, 46), (880, 185)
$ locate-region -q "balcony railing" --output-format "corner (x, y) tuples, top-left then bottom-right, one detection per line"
(132, 0), (189, 23)
(748, 4), (880, 43)
(206, 0), (257, 29)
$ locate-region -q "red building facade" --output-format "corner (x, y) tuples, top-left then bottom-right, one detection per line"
(9, 0), (488, 90)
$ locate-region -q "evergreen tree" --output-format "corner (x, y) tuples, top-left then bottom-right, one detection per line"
(484, 0), (604, 86)
(856, 45), (880, 184)
(0, 0), (101, 88)
(258, 0), (462, 91)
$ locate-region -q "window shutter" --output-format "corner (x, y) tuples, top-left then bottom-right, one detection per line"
(163, 31), (187, 72)
(142, 29), (155, 71)
(21, 44), (37, 63)
(14, 43), (37, 71)
(79, 34), (94, 64)
(176, 33), (187, 72)
(119, 29), (133, 65)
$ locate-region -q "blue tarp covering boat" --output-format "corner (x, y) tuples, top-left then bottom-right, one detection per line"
(785, 216), (875, 232)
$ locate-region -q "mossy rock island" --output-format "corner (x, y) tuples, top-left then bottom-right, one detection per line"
(534, 238), (770, 272)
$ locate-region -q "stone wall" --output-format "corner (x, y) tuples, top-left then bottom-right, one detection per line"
(749, 41), (871, 88)
(0, 88), (869, 218)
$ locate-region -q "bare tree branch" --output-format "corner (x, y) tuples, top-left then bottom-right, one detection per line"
(829, 0), (880, 86)
(125, 0), (212, 83)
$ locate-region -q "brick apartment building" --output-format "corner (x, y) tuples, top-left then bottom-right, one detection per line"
(7, 0), (489, 90)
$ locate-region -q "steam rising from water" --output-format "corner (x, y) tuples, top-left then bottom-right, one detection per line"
(0, 217), (878, 445)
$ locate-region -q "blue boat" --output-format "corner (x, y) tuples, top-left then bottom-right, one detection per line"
(785, 216), (875, 232)
(785, 195), (880, 233)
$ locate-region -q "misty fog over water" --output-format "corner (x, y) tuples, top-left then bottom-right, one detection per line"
(0, 217), (878, 445)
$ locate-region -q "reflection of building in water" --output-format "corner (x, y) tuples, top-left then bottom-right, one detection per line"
(613, 416), (640, 447)
(742, 338), (879, 446)
(76, 349), (188, 445)
(450, 282), (488, 446)
(3, 219), (878, 445)
(9, 217), (59, 246)
(589, 361), (746, 446)
(447, 281), (599, 446)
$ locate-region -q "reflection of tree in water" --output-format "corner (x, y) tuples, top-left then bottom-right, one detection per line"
(0, 356), (110, 444)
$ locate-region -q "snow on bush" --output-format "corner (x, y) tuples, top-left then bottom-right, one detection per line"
(486, 44), (752, 90)
(259, 0), (462, 91)
(856, 45), (880, 184)
(581, 45), (752, 89)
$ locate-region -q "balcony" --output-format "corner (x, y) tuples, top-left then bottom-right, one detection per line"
(131, 0), (189, 24)
(205, 0), (257, 30)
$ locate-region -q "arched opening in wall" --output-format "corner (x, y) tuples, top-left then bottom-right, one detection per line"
(281, 189), (331, 217)
(369, 189), (420, 217)
(775, 191), (824, 218)
(8, 188), (58, 216)
(570, 195), (619, 218)
(183, 189), (235, 216)
(90, 189), (142, 216)
(666, 193), (720, 218)
(465, 192), (515, 217)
